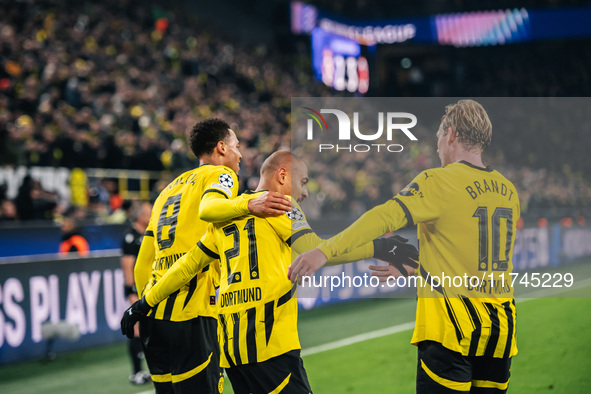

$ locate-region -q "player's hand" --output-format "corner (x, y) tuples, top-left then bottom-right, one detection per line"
(372, 235), (418, 277)
(288, 248), (328, 283)
(248, 191), (292, 216)
(121, 297), (151, 339)
(369, 264), (416, 282)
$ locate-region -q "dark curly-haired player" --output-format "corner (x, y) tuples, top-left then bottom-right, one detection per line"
(131, 119), (292, 394)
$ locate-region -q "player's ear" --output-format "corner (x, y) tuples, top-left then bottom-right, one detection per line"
(278, 168), (287, 185)
(446, 127), (456, 143)
(215, 140), (226, 155)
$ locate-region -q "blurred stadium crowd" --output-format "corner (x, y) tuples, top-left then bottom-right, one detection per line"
(0, 0), (590, 225)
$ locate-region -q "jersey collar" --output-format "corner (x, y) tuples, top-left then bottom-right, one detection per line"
(458, 160), (494, 172)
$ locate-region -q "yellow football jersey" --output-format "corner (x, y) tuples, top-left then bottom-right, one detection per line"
(143, 191), (376, 366)
(199, 191), (310, 367)
(320, 161), (520, 358)
(397, 162), (519, 358)
(141, 164), (240, 321)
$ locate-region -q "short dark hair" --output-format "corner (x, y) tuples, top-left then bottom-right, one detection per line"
(189, 118), (231, 158)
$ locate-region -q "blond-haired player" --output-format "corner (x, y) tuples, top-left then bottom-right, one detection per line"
(290, 100), (519, 394)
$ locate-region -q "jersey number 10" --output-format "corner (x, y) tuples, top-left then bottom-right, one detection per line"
(473, 206), (513, 272)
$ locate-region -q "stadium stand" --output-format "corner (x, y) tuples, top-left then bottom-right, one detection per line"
(0, 0), (590, 228)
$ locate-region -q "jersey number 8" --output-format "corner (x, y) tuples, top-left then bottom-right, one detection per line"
(157, 194), (182, 250)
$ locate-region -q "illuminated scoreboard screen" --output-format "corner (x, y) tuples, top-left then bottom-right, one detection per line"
(294, 0), (591, 96)
(311, 27), (369, 94)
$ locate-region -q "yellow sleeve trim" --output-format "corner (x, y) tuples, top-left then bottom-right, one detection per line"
(420, 360), (470, 391)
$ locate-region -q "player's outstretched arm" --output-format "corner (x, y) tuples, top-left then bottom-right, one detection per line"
(291, 231), (372, 265)
(288, 200), (408, 282)
(288, 248), (328, 282)
(122, 241), (215, 338)
(368, 263), (417, 282)
(319, 199), (408, 259)
(292, 232), (418, 270)
(372, 235), (418, 276)
(143, 242), (215, 307)
(287, 234), (418, 281)
(288, 220), (374, 282)
(247, 191), (292, 215)
(200, 191), (291, 222)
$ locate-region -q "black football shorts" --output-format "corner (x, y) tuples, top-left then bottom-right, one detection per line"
(417, 340), (511, 394)
(140, 316), (223, 394)
(226, 350), (312, 394)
